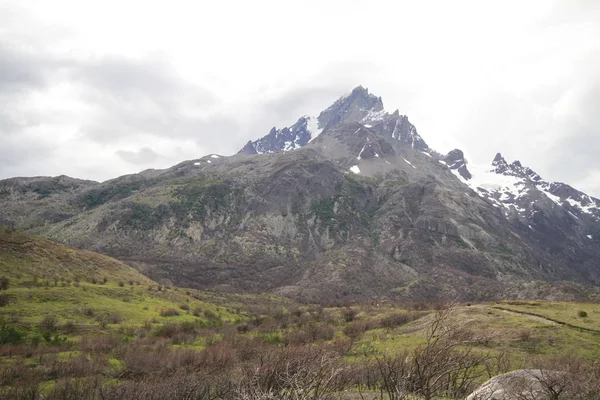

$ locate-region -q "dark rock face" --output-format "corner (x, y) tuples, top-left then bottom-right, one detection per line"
(239, 116), (315, 155)
(318, 86), (384, 130)
(1, 86), (600, 302)
(444, 149), (472, 180)
(240, 86), (429, 154)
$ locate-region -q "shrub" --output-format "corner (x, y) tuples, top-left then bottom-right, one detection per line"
(82, 307), (95, 317)
(0, 277), (9, 290)
(159, 308), (180, 317)
(62, 320), (77, 333)
(179, 304), (190, 311)
(204, 310), (218, 320)
(118, 281), (125, 287)
(379, 311), (428, 329)
(341, 307), (358, 322)
(96, 312), (121, 327)
(0, 321), (26, 345)
(343, 320), (374, 339)
(0, 293), (13, 307)
(107, 313), (122, 324)
(578, 310), (588, 318)
(39, 315), (59, 333)
(518, 329), (532, 342)
(80, 334), (120, 353)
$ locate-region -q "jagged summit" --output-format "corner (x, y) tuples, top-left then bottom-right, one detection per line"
(238, 116), (319, 155)
(447, 151), (600, 225)
(444, 149), (471, 180)
(238, 86), (429, 154)
(317, 86), (384, 131)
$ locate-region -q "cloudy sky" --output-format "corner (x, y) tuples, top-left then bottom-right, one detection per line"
(1, 0), (599, 196)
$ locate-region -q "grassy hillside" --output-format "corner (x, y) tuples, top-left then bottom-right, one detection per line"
(1, 226), (600, 399)
(0, 226), (153, 284)
(0, 226), (294, 331)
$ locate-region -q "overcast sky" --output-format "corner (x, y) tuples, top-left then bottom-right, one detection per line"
(1, 0), (599, 196)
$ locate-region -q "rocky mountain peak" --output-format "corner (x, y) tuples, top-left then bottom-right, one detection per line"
(317, 86), (384, 131)
(238, 116), (318, 155)
(444, 149), (472, 180)
(238, 85), (430, 155)
(491, 153), (509, 172)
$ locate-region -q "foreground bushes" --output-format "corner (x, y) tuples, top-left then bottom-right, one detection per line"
(1, 304), (600, 400)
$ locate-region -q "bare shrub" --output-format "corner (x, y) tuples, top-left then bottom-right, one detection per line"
(39, 315), (59, 333)
(409, 304), (490, 399)
(159, 308), (180, 317)
(341, 307), (358, 322)
(80, 334), (120, 353)
(343, 319), (375, 339)
(238, 345), (354, 399)
(0, 293), (13, 307)
(379, 311), (428, 330)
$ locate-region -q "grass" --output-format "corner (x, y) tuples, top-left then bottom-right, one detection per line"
(345, 303), (600, 362)
(0, 282), (241, 326)
(495, 300), (600, 331)
(3, 227), (600, 398)
(0, 226), (153, 284)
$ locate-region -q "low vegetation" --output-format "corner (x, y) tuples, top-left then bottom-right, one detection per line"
(2, 227), (600, 398)
(1, 298), (600, 399)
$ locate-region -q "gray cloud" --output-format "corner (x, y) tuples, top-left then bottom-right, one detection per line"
(543, 83), (600, 196)
(116, 147), (161, 165)
(1, 1), (599, 199)
(72, 55), (226, 143)
(0, 44), (50, 92)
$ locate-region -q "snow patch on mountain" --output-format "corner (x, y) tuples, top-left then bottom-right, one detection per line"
(402, 157), (416, 169)
(349, 165), (360, 174)
(306, 116), (322, 143)
(452, 154), (600, 221)
(362, 109), (386, 123)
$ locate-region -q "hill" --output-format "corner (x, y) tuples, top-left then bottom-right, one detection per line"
(1, 86), (599, 302)
(0, 225), (153, 285)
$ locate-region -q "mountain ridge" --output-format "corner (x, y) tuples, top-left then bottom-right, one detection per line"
(1, 85), (599, 302)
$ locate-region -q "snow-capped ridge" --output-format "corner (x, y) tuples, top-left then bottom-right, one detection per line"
(449, 152), (600, 222)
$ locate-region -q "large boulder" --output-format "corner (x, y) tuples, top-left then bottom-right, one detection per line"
(467, 369), (563, 400)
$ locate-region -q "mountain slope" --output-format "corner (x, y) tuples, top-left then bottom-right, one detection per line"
(0, 225), (153, 284)
(1, 86), (599, 302)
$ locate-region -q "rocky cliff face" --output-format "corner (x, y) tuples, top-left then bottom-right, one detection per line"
(1, 86), (599, 302)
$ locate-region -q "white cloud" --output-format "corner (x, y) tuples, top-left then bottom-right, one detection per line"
(0, 0), (599, 197)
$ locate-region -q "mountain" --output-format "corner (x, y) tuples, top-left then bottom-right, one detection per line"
(239, 86), (428, 155)
(1, 86), (599, 302)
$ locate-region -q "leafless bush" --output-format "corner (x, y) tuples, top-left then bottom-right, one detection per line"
(238, 345), (355, 399)
(341, 307), (358, 322)
(80, 334), (120, 353)
(343, 319), (375, 339)
(98, 373), (234, 400)
(47, 354), (107, 380)
(39, 315), (59, 333)
(409, 304), (489, 399)
(159, 308), (180, 317)
(379, 311), (428, 329)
